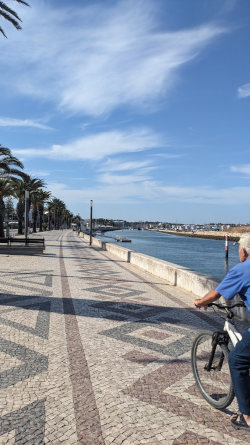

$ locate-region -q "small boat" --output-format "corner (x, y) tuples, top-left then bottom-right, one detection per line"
(115, 236), (132, 243)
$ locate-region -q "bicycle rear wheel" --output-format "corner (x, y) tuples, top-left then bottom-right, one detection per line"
(191, 331), (234, 409)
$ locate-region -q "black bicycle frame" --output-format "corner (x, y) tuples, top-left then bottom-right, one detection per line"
(204, 331), (230, 372)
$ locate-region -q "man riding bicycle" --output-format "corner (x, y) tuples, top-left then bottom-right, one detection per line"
(194, 233), (250, 431)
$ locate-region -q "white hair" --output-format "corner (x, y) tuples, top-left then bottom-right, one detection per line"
(239, 233), (250, 256)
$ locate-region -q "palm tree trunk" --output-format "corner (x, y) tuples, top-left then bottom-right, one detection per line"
(0, 198), (5, 238)
(32, 207), (38, 233)
(16, 199), (24, 235)
(48, 211), (51, 230)
(39, 206), (43, 232)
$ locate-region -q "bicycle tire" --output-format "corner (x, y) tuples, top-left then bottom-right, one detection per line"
(191, 330), (234, 409)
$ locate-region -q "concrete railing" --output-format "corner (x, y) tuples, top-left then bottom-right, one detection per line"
(79, 233), (250, 322)
(79, 233), (104, 249)
(105, 243), (131, 261)
(129, 251), (219, 296)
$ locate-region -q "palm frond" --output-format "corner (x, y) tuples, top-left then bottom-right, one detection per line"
(0, 2), (22, 21)
(0, 10), (22, 30)
(0, 178), (14, 198)
(0, 0), (30, 37)
(5, 168), (25, 178)
(15, 0), (30, 6)
(2, 155), (23, 168)
(0, 25), (7, 37)
(0, 145), (11, 156)
(0, 163), (11, 174)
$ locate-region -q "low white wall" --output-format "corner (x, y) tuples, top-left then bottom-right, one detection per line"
(81, 234), (219, 296)
(105, 243), (130, 261)
(129, 251), (219, 296)
(81, 234), (104, 249)
(79, 234), (250, 321)
(91, 237), (104, 248)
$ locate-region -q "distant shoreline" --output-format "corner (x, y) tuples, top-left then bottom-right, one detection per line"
(149, 229), (240, 242)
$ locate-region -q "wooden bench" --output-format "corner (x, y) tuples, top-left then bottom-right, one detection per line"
(0, 238), (9, 244)
(9, 237), (45, 247)
(0, 237), (45, 255)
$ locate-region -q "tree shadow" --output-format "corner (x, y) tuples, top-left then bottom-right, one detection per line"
(0, 291), (230, 332)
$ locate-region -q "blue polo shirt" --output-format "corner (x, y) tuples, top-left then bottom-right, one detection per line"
(216, 258), (250, 311)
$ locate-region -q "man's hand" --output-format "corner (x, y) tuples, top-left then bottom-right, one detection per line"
(194, 290), (221, 310)
(194, 298), (207, 310)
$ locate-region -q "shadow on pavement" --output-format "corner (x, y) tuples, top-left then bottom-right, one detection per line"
(0, 292), (225, 332)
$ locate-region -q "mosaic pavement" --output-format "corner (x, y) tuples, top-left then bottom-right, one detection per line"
(0, 230), (249, 444)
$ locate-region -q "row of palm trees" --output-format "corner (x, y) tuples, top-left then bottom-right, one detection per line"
(0, 144), (76, 238)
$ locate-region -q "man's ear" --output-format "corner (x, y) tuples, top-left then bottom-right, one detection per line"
(242, 248), (249, 260)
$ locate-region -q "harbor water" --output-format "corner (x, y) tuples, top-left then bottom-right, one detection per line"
(96, 229), (239, 281)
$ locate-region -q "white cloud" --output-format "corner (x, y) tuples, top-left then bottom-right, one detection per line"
(153, 153), (183, 159)
(237, 83), (250, 99)
(230, 164), (250, 175)
(0, 117), (52, 130)
(47, 179), (158, 205)
(99, 159), (154, 172)
(14, 128), (162, 161)
(99, 172), (151, 184)
(27, 170), (51, 178)
(159, 185), (242, 204)
(47, 179), (250, 207)
(0, 1), (227, 117)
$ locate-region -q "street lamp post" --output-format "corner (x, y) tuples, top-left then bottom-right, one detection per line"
(89, 200), (93, 246)
(6, 213), (9, 238)
(24, 190), (30, 244)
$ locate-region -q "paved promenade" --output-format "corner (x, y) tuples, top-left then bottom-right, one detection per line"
(0, 230), (249, 444)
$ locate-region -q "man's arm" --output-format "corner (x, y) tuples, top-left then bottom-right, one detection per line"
(194, 289), (221, 309)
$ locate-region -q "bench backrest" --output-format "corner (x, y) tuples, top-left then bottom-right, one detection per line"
(8, 238), (45, 246)
(0, 238), (8, 244)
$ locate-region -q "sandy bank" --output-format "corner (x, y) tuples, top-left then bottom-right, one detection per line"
(150, 229), (241, 242)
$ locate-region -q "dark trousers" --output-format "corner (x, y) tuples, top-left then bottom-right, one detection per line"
(228, 330), (250, 415)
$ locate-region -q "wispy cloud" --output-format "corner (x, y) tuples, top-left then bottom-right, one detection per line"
(0, 117), (52, 130)
(99, 159), (154, 172)
(160, 185), (250, 205)
(48, 180), (250, 206)
(230, 164), (250, 175)
(153, 153), (183, 159)
(28, 170), (51, 178)
(237, 83), (250, 99)
(14, 128), (163, 161)
(99, 172), (151, 184)
(0, 1), (227, 117)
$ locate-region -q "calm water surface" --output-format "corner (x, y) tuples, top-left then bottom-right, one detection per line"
(97, 229), (239, 280)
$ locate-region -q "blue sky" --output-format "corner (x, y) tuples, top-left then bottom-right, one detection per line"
(0, 0), (249, 223)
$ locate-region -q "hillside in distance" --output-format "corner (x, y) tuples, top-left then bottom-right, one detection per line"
(228, 226), (250, 234)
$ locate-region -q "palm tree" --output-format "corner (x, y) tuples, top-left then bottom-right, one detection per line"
(12, 174), (46, 234)
(0, 0), (30, 38)
(48, 198), (66, 230)
(73, 213), (81, 231)
(0, 178), (14, 237)
(47, 200), (53, 231)
(0, 146), (24, 236)
(5, 196), (14, 220)
(38, 190), (51, 232)
(31, 189), (51, 233)
(0, 144), (23, 177)
(63, 209), (73, 229)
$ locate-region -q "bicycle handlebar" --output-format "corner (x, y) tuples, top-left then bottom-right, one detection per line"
(207, 302), (246, 310)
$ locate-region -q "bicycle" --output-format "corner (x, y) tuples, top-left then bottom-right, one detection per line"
(191, 301), (245, 410)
